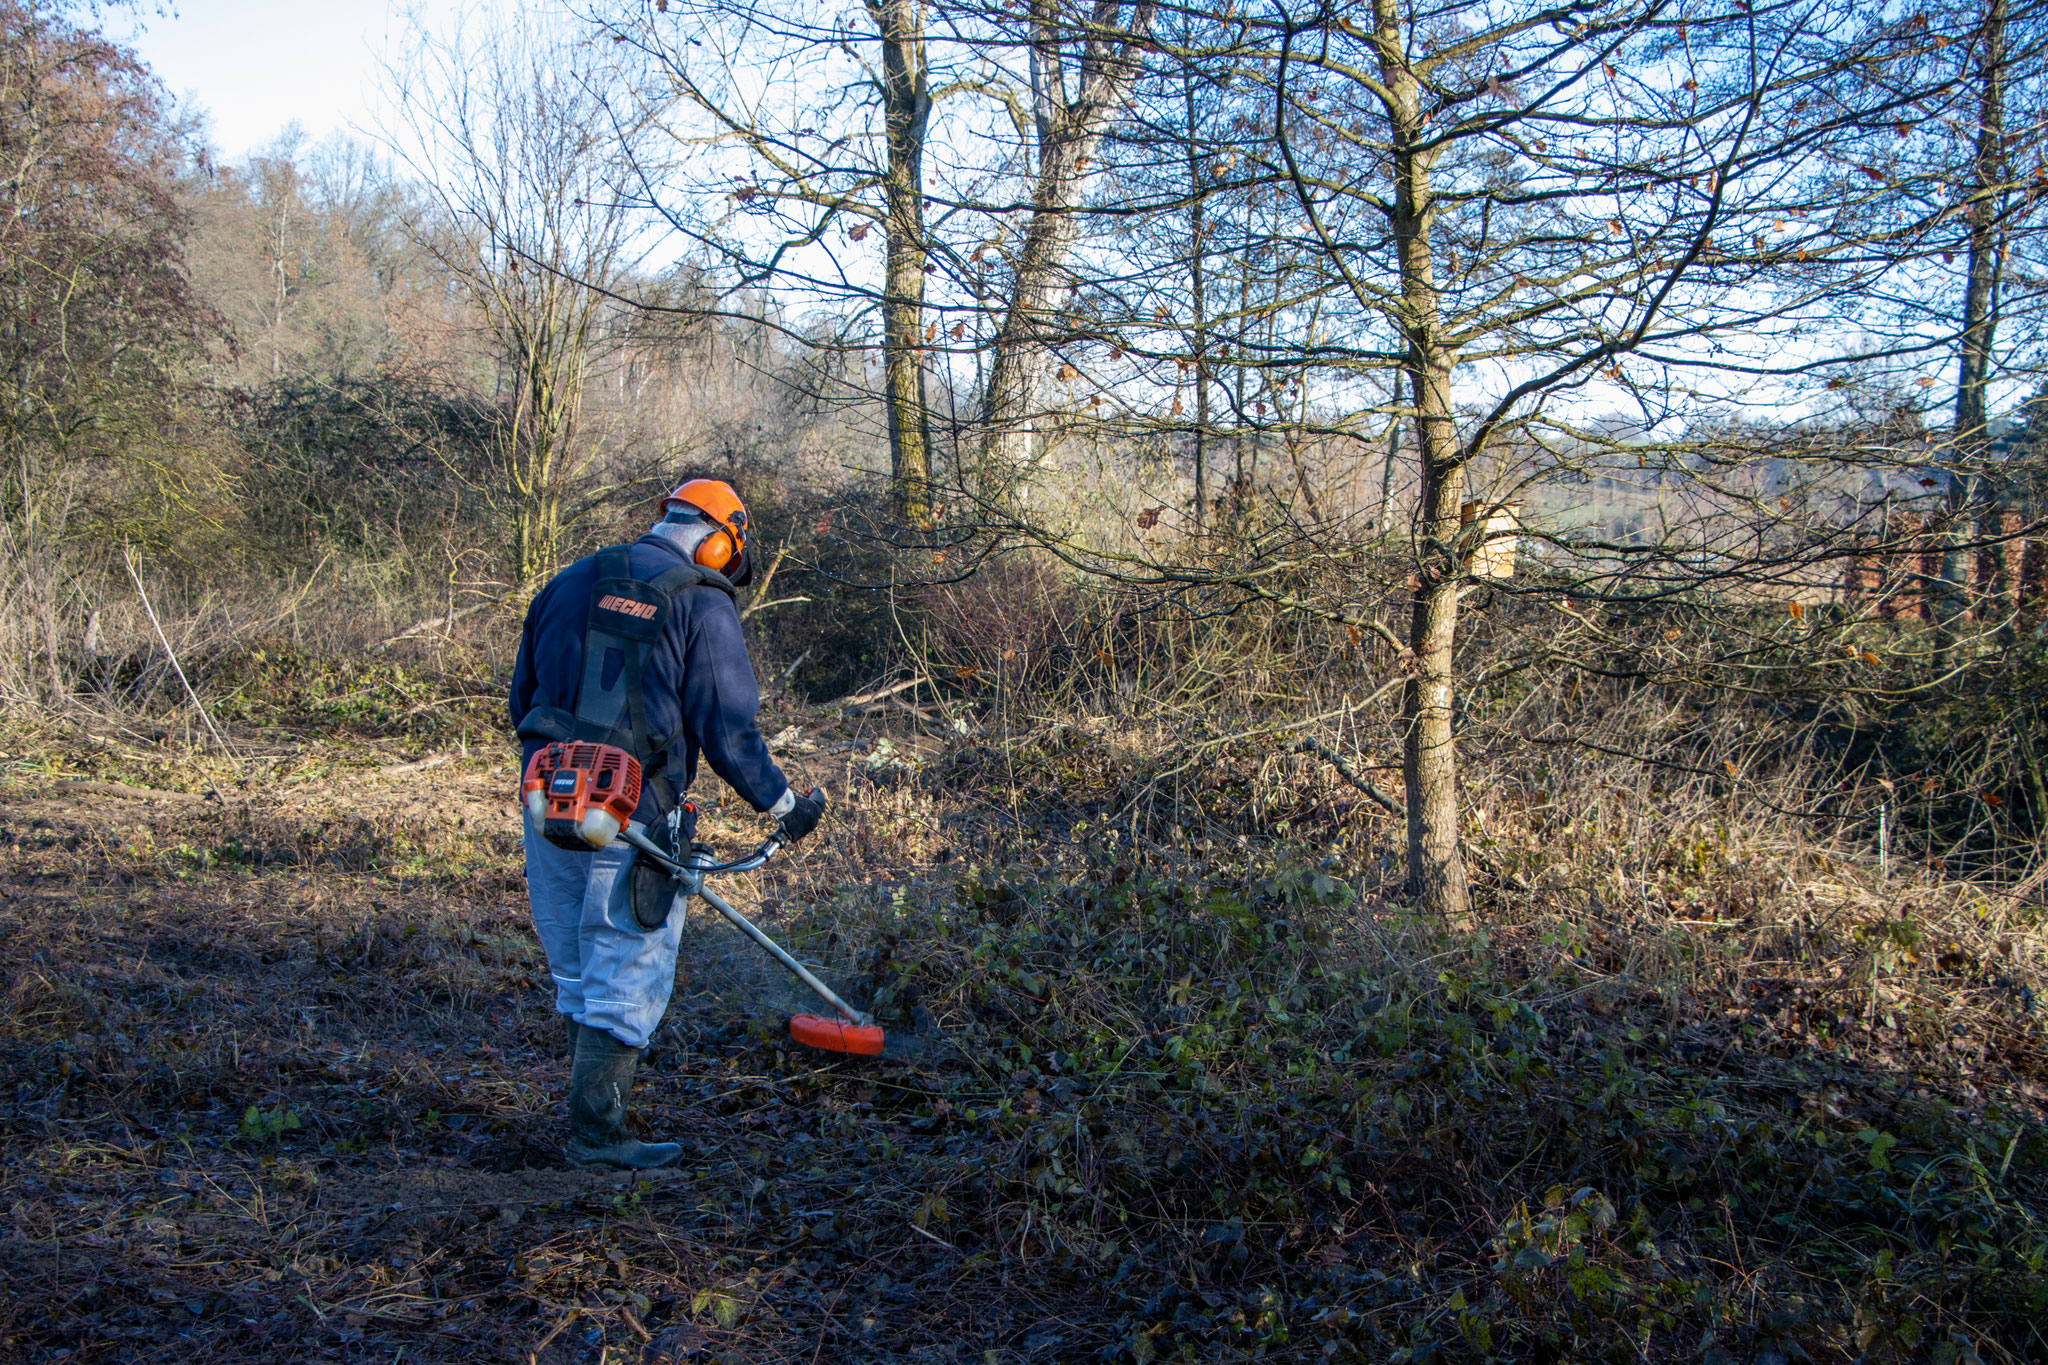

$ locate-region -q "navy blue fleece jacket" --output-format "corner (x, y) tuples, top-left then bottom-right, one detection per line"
(508, 534), (789, 822)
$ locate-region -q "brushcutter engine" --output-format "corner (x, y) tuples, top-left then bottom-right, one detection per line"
(522, 742), (642, 851)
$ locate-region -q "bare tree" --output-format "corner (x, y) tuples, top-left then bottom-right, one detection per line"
(973, 0), (1156, 490)
(383, 4), (640, 586)
(0, 1), (220, 701)
(871, 0), (936, 526)
(977, 0), (2003, 915)
(604, 0), (971, 527)
(1935, 0), (2040, 652)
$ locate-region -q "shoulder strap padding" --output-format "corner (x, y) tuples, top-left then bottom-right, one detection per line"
(649, 561), (737, 599)
(537, 547), (738, 814)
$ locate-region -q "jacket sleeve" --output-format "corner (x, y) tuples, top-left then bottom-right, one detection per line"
(678, 589), (789, 812)
(508, 586), (544, 734)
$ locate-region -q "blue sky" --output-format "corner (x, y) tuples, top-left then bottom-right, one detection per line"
(118, 1), (462, 161)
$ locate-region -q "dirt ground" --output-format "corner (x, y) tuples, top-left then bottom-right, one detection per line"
(7, 724), (2048, 1364)
(0, 745), (1035, 1365)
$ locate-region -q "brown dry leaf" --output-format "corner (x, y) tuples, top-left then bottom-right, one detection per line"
(950, 322), (966, 339)
(1135, 507), (1163, 530)
(1057, 363), (1078, 382)
(848, 221), (868, 241)
(924, 321), (938, 341)
(1788, 600), (1802, 617)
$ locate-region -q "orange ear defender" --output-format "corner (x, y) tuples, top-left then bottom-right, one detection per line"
(663, 478), (748, 573)
(522, 742), (642, 850)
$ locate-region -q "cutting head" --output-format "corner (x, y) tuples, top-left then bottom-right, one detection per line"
(789, 1013), (886, 1056)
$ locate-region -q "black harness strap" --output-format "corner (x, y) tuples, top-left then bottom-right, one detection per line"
(517, 545), (736, 816)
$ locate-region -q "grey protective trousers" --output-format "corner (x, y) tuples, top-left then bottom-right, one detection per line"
(523, 812), (683, 1048)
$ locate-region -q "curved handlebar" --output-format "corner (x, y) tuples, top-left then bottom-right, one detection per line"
(692, 837), (782, 876)
(617, 825), (781, 880)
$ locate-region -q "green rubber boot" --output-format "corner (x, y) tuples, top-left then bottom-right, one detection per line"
(564, 1025), (682, 1171)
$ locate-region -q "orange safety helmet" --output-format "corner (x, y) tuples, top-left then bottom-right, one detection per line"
(663, 479), (749, 574)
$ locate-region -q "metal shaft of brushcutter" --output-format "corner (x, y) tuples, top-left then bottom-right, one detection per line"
(616, 826), (873, 1030)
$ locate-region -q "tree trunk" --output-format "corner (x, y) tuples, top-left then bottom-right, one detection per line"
(1939, 0), (2008, 660)
(1377, 410), (1401, 537)
(975, 1), (1155, 493)
(505, 283), (595, 586)
(1183, 54), (1208, 530)
(976, 139), (1094, 485)
(871, 0), (933, 528)
(1379, 0), (1469, 916)
(1402, 367), (1469, 918)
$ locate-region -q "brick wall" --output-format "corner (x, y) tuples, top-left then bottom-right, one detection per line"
(1841, 508), (2044, 621)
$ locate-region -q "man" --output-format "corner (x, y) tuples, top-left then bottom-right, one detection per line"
(508, 479), (826, 1170)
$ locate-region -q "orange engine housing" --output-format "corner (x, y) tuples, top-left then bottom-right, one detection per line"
(521, 742), (641, 850)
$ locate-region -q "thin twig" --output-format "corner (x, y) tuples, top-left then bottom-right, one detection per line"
(526, 1305), (581, 1365)
(1294, 736), (1405, 817)
(51, 779), (204, 804)
(740, 542), (792, 620)
(122, 548), (240, 796)
(828, 677), (921, 709)
(369, 597), (502, 651)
